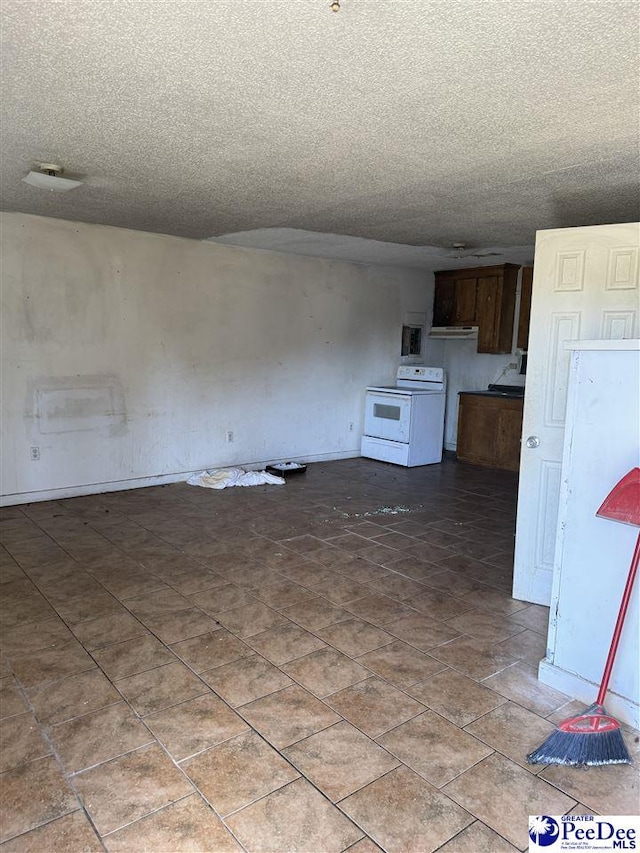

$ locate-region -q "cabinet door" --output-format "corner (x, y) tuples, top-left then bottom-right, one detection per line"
(457, 394), (523, 471)
(433, 278), (455, 326)
(517, 266), (533, 350)
(453, 278), (477, 325)
(476, 275), (500, 351)
(496, 406), (524, 471)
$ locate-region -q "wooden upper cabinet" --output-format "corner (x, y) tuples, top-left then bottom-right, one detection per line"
(517, 266), (533, 351)
(453, 278), (477, 325)
(432, 278), (455, 326)
(433, 264), (520, 354)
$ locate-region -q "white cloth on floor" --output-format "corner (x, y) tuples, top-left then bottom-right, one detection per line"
(187, 467), (285, 489)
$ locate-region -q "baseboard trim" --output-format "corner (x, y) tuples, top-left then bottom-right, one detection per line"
(538, 658), (639, 729)
(1, 450), (361, 506)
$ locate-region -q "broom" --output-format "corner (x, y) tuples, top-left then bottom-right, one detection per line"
(527, 467), (640, 767)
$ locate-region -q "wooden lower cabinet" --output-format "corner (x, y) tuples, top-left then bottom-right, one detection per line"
(456, 393), (524, 472)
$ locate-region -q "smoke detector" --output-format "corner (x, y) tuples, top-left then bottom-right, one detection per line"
(22, 164), (83, 192)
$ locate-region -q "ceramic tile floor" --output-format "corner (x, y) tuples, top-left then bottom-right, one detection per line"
(1, 457), (638, 852)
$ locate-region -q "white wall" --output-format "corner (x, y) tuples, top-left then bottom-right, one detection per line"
(541, 343), (640, 728)
(424, 272), (525, 450)
(1, 213), (430, 504)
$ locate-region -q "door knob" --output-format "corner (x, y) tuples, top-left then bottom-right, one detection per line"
(525, 435), (540, 448)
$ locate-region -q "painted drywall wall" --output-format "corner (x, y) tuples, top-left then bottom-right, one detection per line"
(1, 213), (430, 503)
(541, 344), (639, 727)
(424, 275), (525, 450)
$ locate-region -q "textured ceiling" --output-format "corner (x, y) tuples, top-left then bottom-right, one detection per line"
(1, 0), (638, 261)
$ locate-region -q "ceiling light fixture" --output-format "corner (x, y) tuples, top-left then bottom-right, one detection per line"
(330, 1), (340, 11)
(22, 163), (83, 193)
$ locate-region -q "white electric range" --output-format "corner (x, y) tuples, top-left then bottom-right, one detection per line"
(361, 366), (446, 467)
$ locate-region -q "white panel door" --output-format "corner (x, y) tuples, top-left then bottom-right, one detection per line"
(513, 223), (640, 605)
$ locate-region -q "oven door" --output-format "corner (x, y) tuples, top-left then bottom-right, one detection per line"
(364, 391), (412, 442)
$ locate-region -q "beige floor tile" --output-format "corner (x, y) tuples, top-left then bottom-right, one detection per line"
(105, 794), (242, 853)
(0, 756), (78, 843)
(482, 663), (571, 715)
(380, 555), (436, 580)
(10, 641), (96, 688)
(428, 636), (519, 681)
(282, 598), (350, 631)
(0, 810), (103, 853)
(0, 712), (51, 771)
(239, 684), (340, 749)
(408, 588), (474, 621)
(408, 669), (506, 727)
(283, 647), (370, 697)
(437, 820), (519, 852)
(312, 575), (371, 605)
(92, 634), (175, 680)
(344, 838), (385, 853)
(495, 628), (548, 666)
(366, 574), (427, 601)
(385, 612), (461, 651)
(103, 794), (242, 852)
(70, 611), (148, 650)
(1, 617), (74, 655)
(443, 753), (576, 849)
(138, 606), (221, 644)
(144, 693), (248, 761)
(123, 588), (192, 619)
(539, 735), (640, 815)
(356, 641), (446, 689)
(420, 571), (488, 598)
(114, 660), (209, 715)
(74, 743), (193, 836)
(0, 597), (56, 630)
(27, 669), (121, 725)
(325, 677), (425, 738)
(343, 594), (418, 626)
(445, 608), (525, 643)
(465, 701), (556, 773)
(254, 578), (318, 609)
(214, 600), (288, 637)
(316, 618), (393, 657)
(283, 720), (399, 801)
(276, 559), (341, 587)
(377, 710), (493, 787)
(188, 583), (255, 615)
(460, 587), (529, 617)
(47, 701), (153, 773)
(507, 603), (550, 634)
(341, 765), (473, 853)
(226, 777), (362, 853)
(0, 677), (28, 719)
(183, 730), (299, 816)
(246, 621), (326, 664)
(54, 591), (126, 626)
(201, 655), (292, 707)
(170, 629), (252, 672)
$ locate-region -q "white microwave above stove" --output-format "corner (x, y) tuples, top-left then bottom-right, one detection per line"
(361, 366), (446, 467)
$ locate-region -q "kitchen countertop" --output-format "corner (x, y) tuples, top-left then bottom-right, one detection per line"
(459, 384), (525, 399)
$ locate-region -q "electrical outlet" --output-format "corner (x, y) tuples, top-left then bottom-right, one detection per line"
(30, 446), (40, 461)
(349, 422), (354, 432)
(226, 430), (234, 443)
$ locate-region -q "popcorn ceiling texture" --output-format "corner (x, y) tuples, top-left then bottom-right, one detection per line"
(1, 0), (638, 253)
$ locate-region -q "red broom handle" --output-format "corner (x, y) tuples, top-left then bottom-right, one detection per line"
(596, 531), (640, 705)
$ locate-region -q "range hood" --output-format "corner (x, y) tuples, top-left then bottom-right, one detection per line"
(428, 326), (479, 340)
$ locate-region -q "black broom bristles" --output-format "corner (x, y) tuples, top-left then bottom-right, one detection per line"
(527, 703), (631, 767)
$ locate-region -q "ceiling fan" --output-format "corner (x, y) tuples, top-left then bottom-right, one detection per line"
(449, 243), (503, 260)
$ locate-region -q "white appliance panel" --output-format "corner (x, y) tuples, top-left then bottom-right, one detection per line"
(363, 392), (412, 442)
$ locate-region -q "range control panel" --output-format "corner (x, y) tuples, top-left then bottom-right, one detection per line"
(396, 366), (444, 382)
